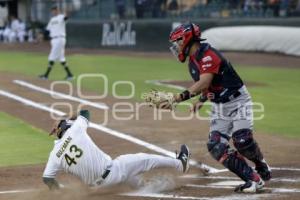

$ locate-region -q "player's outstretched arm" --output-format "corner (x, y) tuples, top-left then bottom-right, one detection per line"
(174, 73), (213, 104)
(64, 109), (90, 121)
(43, 177), (60, 190)
(142, 73), (212, 110)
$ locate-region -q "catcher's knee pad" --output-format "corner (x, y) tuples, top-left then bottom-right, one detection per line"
(207, 131), (229, 162)
(232, 129), (263, 162)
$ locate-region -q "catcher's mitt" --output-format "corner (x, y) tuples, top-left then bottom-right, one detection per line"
(142, 90), (176, 110)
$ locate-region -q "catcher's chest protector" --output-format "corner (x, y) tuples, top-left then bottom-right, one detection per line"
(188, 43), (244, 103)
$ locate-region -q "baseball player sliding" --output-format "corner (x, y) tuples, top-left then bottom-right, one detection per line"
(39, 5), (73, 80)
(144, 23), (271, 193)
(43, 110), (190, 190)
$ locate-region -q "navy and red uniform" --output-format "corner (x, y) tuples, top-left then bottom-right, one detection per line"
(168, 23), (271, 190)
(187, 43), (271, 185)
(188, 43), (244, 103)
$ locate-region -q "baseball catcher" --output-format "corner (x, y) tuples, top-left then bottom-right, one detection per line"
(43, 110), (190, 190)
(144, 23), (271, 193)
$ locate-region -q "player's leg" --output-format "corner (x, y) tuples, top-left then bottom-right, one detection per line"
(9, 31), (16, 43)
(231, 94), (271, 181)
(104, 145), (190, 186)
(59, 38), (73, 80)
(101, 154), (182, 187)
(61, 60), (73, 80)
(0, 29), (3, 41)
(40, 39), (59, 79)
(121, 153), (183, 176)
(207, 130), (264, 193)
(39, 60), (54, 79)
(208, 104), (263, 193)
(18, 32), (25, 43)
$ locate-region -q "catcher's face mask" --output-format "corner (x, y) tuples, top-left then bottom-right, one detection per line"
(169, 39), (186, 62)
(169, 23), (204, 63)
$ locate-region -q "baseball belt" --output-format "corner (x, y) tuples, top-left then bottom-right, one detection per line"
(101, 169), (111, 179)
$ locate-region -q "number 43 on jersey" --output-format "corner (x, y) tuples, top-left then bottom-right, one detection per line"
(64, 145), (83, 166)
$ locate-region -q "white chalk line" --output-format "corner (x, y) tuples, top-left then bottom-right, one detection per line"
(122, 192), (209, 200)
(271, 167), (300, 172)
(0, 189), (210, 200)
(3, 83), (300, 174)
(186, 183), (300, 193)
(181, 174), (300, 183)
(11, 80), (221, 172)
(0, 189), (271, 200)
(0, 188), (272, 200)
(1, 85), (300, 199)
(13, 80), (109, 110)
(14, 80), (300, 173)
(146, 80), (186, 90)
(0, 189), (36, 195)
(0, 89), (221, 173)
(122, 192), (272, 200)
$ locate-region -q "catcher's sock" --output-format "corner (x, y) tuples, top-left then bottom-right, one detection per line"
(61, 62), (73, 77)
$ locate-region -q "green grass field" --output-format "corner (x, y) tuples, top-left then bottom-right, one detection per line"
(0, 51), (299, 167)
(0, 112), (52, 167)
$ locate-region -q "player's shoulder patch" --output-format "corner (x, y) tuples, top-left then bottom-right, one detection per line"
(202, 55), (213, 63)
(198, 48), (221, 73)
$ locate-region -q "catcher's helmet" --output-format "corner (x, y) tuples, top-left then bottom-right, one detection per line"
(169, 23), (205, 62)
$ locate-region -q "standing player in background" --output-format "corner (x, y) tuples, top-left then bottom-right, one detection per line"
(0, 3), (8, 41)
(39, 6), (73, 80)
(16, 19), (26, 43)
(160, 23), (271, 193)
(43, 109), (190, 190)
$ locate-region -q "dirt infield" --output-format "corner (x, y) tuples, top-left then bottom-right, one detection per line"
(0, 43), (300, 199)
(0, 70), (300, 200)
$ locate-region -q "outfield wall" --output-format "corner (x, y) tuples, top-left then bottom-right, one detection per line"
(202, 26), (300, 56)
(66, 18), (300, 55)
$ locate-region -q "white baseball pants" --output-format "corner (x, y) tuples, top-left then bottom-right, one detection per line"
(98, 153), (183, 187)
(48, 37), (66, 62)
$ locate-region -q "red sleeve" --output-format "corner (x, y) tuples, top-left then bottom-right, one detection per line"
(198, 50), (221, 74)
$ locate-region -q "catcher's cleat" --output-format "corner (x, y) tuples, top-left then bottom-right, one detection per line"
(234, 178), (265, 193)
(255, 160), (272, 181)
(39, 74), (48, 80)
(177, 144), (190, 173)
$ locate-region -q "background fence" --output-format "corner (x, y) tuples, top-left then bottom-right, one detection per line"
(65, 18), (300, 51)
(30, 0), (300, 23)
